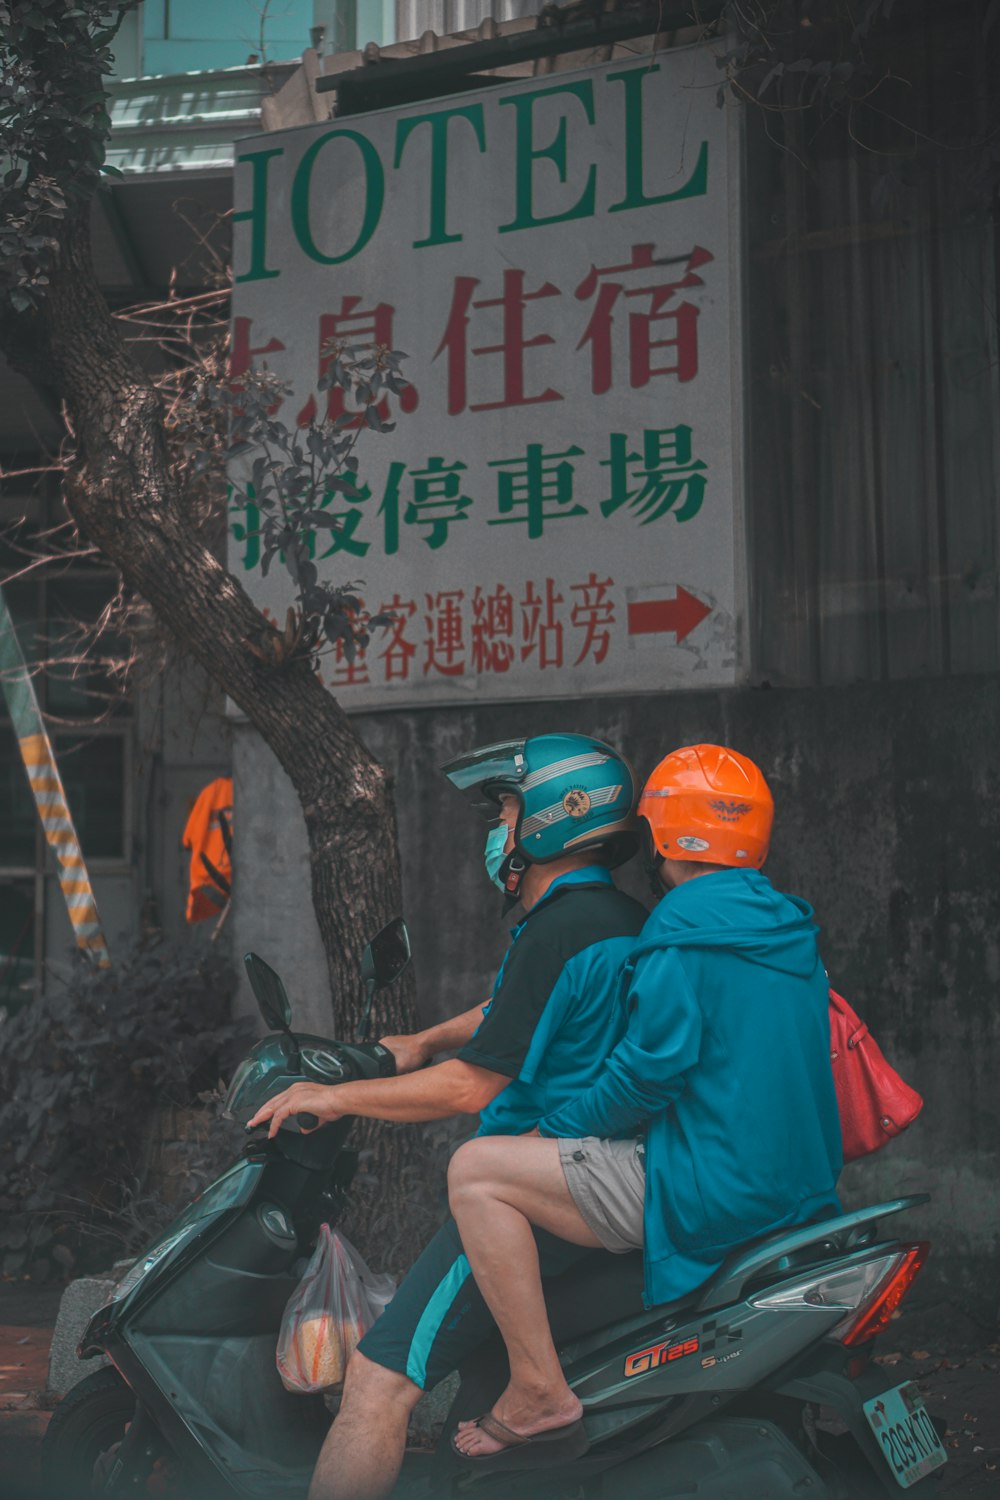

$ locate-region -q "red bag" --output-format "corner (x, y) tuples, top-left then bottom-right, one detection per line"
(829, 989), (923, 1162)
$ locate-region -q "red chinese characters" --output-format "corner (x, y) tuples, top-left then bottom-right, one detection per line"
(570, 573), (615, 665)
(575, 244), (712, 395)
(233, 239), (712, 430)
(472, 585), (516, 674)
(316, 577), (624, 689)
(297, 296), (420, 427)
(434, 270), (562, 415)
(424, 591), (466, 676)
(521, 579), (565, 669)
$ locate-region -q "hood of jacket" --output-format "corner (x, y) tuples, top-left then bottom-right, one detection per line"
(635, 869), (821, 979)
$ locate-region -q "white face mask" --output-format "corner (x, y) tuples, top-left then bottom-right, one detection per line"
(484, 824), (510, 890)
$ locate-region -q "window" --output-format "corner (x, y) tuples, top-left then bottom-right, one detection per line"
(0, 880), (34, 1015)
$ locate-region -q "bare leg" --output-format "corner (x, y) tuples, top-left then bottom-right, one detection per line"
(447, 1136), (603, 1458)
(308, 1350), (422, 1500)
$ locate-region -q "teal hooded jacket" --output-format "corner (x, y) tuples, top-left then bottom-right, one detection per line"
(537, 869), (843, 1308)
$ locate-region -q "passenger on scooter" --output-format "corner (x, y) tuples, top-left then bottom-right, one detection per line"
(447, 744), (844, 1468)
(248, 733), (648, 1500)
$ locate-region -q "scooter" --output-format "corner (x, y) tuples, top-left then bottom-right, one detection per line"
(42, 920), (947, 1499)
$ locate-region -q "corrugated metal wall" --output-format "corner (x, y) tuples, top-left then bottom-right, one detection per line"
(745, 7), (999, 685)
(395, 0), (541, 45)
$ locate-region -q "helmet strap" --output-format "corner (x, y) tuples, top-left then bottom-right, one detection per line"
(645, 854), (666, 899)
(639, 823), (666, 898)
(499, 851), (528, 911)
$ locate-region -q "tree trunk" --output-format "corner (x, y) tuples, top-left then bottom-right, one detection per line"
(0, 210), (423, 1262)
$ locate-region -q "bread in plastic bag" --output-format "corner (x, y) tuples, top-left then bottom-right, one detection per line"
(276, 1224), (396, 1393)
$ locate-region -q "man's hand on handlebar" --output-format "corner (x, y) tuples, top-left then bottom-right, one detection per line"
(378, 1033), (429, 1074)
(248, 1082), (345, 1138)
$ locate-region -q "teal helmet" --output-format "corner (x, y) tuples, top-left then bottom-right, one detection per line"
(442, 733), (639, 868)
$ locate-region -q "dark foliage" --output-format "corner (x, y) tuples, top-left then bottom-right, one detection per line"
(223, 358), (408, 673)
(0, 1), (136, 311)
(714, 0), (1000, 207)
(0, 944), (252, 1281)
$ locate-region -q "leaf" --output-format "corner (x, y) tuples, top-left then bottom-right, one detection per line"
(323, 613), (351, 642)
(758, 63), (784, 97)
(323, 476), (361, 498)
(303, 514), (346, 530)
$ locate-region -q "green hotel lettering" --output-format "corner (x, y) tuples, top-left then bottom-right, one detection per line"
(235, 64), (708, 282)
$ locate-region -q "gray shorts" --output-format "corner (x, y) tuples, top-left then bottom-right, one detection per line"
(558, 1136), (645, 1254)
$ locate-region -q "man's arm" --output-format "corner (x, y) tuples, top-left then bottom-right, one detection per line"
(247, 1056), (507, 1138)
(536, 947), (702, 1141)
(379, 1001), (488, 1074)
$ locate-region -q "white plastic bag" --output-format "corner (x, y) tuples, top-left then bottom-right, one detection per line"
(276, 1225), (396, 1393)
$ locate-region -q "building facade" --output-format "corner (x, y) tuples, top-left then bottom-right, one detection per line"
(229, 3), (1000, 1314)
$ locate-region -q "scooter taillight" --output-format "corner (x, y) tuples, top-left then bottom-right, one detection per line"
(834, 1242), (929, 1348)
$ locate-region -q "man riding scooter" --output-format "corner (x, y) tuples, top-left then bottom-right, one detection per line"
(446, 744), (844, 1470)
(249, 732), (648, 1500)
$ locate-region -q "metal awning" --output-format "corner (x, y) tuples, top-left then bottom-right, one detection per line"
(106, 61), (296, 179)
(317, 1), (723, 115)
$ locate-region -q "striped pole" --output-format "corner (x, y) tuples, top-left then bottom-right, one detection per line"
(0, 585), (110, 967)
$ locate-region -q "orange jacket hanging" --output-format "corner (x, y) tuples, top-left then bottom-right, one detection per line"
(182, 777), (233, 923)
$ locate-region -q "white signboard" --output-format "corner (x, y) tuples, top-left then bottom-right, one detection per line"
(231, 45), (743, 709)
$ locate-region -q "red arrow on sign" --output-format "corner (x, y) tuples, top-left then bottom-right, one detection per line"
(627, 587), (712, 643)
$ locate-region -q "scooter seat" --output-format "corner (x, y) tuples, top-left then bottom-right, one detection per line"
(545, 1249), (650, 1342)
(544, 1215), (833, 1343)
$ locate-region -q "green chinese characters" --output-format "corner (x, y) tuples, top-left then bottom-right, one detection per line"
(228, 428), (708, 571)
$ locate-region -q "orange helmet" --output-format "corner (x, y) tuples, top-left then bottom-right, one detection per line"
(638, 745), (774, 868)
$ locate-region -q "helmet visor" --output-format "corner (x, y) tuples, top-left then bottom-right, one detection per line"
(441, 739), (528, 819)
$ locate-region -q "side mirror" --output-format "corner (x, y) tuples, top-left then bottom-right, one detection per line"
(244, 952), (293, 1033)
(361, 918), (412, 990)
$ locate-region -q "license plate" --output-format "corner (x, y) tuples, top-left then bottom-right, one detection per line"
(864, 1381), (948, 1488)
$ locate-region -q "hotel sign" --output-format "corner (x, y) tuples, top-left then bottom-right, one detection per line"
(231, 45), (744, 707)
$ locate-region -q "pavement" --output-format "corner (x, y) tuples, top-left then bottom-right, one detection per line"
(1, 1278), (998, 1497)
(0, 1284), (61, 1498)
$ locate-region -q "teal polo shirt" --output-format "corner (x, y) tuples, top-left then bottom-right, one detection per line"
(458, 866), (647, 1137)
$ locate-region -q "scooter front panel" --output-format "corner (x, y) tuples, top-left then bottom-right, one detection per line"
(124, 1186), (328, 1495)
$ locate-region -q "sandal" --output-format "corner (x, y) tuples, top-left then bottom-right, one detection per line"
(450, 1411), (590, 1471)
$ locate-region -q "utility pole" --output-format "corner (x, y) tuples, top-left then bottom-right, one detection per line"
(0, 584), (110, 968)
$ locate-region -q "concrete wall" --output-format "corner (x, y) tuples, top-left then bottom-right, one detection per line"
(231, 673), (1000, 1323)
